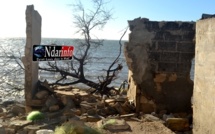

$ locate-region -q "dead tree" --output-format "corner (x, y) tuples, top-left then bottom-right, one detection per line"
(39, 0), (127, 96)
(0, 44), (25, 96)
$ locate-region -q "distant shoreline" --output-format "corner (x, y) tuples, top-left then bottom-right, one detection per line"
(0, 37), (128, 42)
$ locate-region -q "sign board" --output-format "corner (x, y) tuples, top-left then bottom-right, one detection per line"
(33, 45), (74, 61)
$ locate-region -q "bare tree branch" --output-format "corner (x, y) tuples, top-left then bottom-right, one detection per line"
(0, 44), (25, 95)
(40, 0), (126, 96)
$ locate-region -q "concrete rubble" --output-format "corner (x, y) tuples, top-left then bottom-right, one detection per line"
(97, 119), (130, 131)
(0, 82), (193, 133)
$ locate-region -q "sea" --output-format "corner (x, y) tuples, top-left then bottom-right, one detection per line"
(0, 38), (129, 93)
(0, 37), (195, 100)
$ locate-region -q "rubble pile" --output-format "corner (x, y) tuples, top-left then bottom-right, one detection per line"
(0, 83), (192, 133)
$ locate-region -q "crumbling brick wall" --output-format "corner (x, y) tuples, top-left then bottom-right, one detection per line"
(124, 18), (195, 113)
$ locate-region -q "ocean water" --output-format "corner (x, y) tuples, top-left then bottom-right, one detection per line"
(0, 37), (195, 95)
(0, 38), (129, 91)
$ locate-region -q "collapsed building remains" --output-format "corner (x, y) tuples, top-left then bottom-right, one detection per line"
(124, 18), (195, 113)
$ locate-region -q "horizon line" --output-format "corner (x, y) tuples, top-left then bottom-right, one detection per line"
(0, 36), (128, 41)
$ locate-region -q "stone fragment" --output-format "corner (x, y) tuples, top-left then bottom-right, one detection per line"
(97, 109), (107, 116)
(121, 101), (135, 113)
(61, 95), (75, 109)
(83, 95), (97, 103)
(2, 100), (15, 107)
(28, 99), (46, 107)
(142, 114), (163, 122)
(87, 115), (102, 122)
(69, 115), (81, 121)
(61, 95), (70, 105)
(73, 89), (89, 96)
(166, 118), (190, 131)
(36, 129), (54, 134)
(11, 104), (25, 116)
(120, 113), (136, 118)
(0, 108), (7, 117)
(24, 124), (46, 134)
(80, 116), (88, 122)
(54, 85), (73, 90)
(87, 109), (97, 116)
(9, 119), (32, 132)
(45, 95), (58, 107)
(6, 113), (14, 118)
(59, 116), (68, 123)
(158, 110), (167, 118)
(104, 107), (115, 115)
(113, 102), (127, 115)
(55, 89), (88, 97)
(115, 97), (127, 102)
(80, 101), (95, 113)
(5, 128), (15, 134)
(63, 109), (75, 117)
(0, 107), (3, 113)
(80, 115), (101, 122)
(105, 106), (118, 115)
(163, 113), (174, 121)
(35, 90), (49, 99)
(71, 108), (82, 116)
(105, 99), (115, 104)
(97, 119), (130, 131)
(49, 105), (60, 112)
(45, 111), (62, 119)
(95, 101), (105, 109)
(39, 80), (54, 93)
(139, 97), (156, 113)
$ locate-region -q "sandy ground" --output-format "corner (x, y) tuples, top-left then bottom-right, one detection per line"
(86, 121), (175, 134)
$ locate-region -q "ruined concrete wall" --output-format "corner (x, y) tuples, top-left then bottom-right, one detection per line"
(124, 18), (195, 113)
(193, 18), (215, 134)
(22, 5), (41, 112)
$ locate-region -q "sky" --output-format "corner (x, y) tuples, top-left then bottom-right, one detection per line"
(0, 0), (215, 40)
